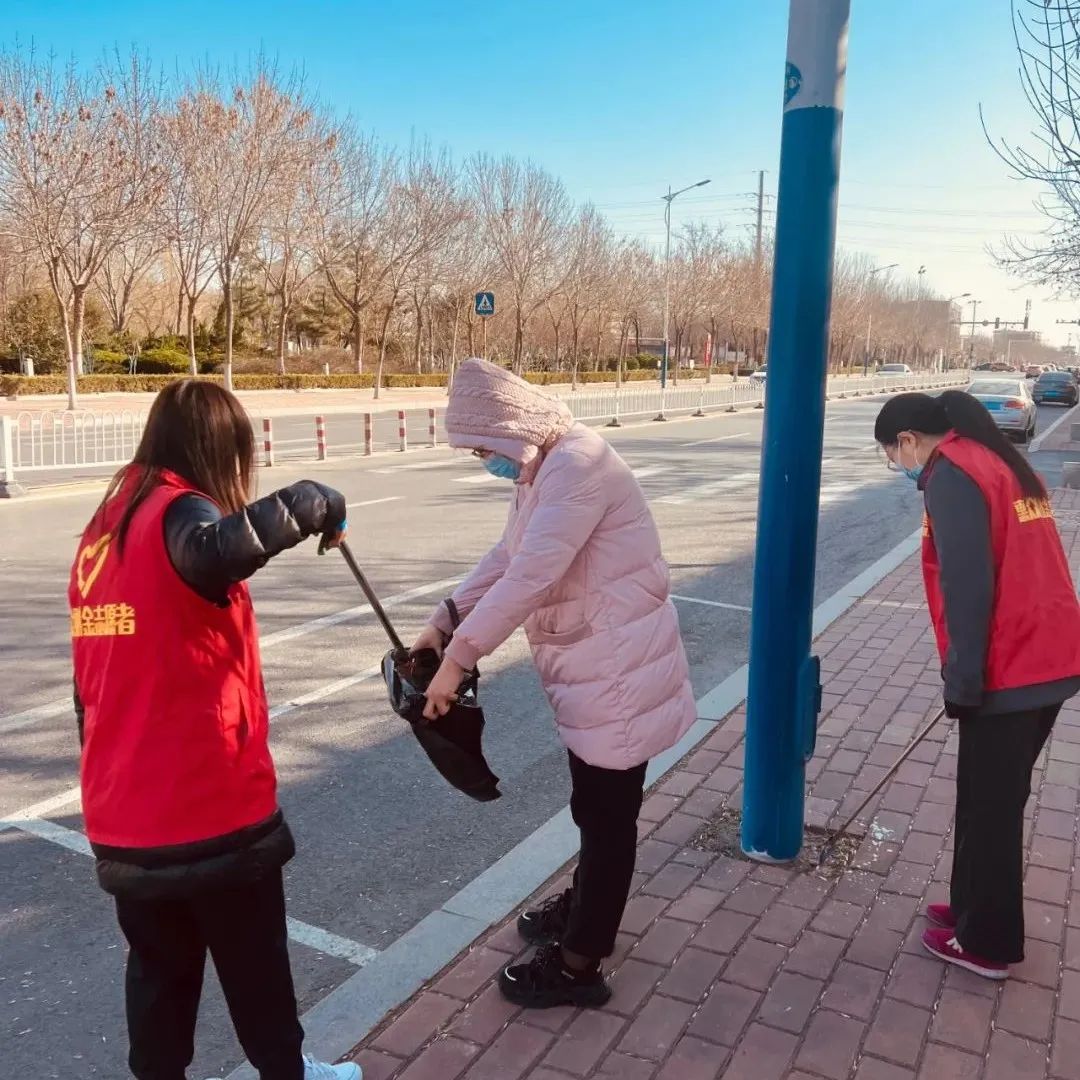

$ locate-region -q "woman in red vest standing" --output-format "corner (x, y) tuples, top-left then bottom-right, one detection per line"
(70, 380), (359, 1080)
(875, 390), (1080, 980)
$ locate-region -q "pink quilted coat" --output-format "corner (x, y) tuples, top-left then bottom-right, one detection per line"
(429, 359), (696, 770)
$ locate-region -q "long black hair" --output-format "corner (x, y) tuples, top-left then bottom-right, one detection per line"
(874, 390), (1045, 499)
(92, 380), (256, 553)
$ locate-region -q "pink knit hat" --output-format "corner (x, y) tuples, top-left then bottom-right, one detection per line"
(445, 359), (574, 465)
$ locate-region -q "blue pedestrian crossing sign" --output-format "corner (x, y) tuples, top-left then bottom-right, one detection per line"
(475, 291), (495, 317)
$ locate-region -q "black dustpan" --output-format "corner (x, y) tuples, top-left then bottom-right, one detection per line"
(337, 542), (501, 802)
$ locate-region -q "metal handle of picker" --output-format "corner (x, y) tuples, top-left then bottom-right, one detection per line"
(336, 540), (407, 653)
(817, 705), (947, 866)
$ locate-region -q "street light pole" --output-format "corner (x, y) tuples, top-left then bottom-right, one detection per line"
(742, 0), (850, 863)
(968, 298), (980, 363)
(944, 293), (970, 370)
(656, 178), (710, 421)
(915, 265), (927, 368)
(862, 263), (898, 376)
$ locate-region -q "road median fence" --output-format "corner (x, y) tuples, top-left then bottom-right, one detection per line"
(0, 371), (968, 496)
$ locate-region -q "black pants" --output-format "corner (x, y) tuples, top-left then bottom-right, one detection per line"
(114, 869), (304, 1080)
(951, 704), (1059, 964)
(563, 750), (648, 960)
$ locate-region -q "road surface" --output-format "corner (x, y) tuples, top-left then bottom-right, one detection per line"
(0, 398), (1068, 1079)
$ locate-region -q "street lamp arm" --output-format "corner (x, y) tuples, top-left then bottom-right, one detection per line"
(664, 178), (712, 202)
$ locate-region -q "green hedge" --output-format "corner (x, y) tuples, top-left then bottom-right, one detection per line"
(0, 367), (708, 397)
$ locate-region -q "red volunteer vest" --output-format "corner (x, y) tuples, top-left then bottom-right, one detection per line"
(922, 433), (1080, 693)
(70, 469), (277, 848)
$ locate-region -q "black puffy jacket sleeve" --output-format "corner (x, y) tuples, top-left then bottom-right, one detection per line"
(164, 481), (346, 604)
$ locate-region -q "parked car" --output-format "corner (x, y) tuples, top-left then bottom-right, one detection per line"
(879, 363), (913, 375)
(966, 377), (1037, 443)
(749, 369), (767, 385)
(1033, 370), (1080, 407)
(1025, 365), (1044, 380)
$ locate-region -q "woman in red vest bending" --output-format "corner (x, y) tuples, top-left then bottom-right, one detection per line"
(69, 380), (359, 1080)
(875, 390), (1080, 981)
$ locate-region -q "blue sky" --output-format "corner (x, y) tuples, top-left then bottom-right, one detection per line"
(6, 0), (1071, 342)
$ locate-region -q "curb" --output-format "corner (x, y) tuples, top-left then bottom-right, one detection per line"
(226, 524), (924, 1079)
(1030, 401), (1080, 452)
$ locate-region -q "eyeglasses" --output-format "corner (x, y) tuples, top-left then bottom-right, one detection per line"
(877, 444), (900, 472)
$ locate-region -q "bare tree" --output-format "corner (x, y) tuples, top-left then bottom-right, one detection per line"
(313, 131), (397, 374)
(369, 145), (463, 398)
(159, 96), (220, 373)
(257, 126), (331, 374)
(177, 63), (322, 389)
(97, 236), (163, 338)
(0, 49), (166, 405)
(986, 1), (1080, 293)
(469, 155), (571, 374)
(608, 241), (657, 384)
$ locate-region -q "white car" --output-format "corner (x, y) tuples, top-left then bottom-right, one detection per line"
(749, 369), (767, 385)
(967, 378), (1037, 444)
(879, 363), (914, 375)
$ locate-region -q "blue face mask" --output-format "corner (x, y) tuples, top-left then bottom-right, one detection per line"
(483, 454), (521, 481)
(897, 436), (924, 482)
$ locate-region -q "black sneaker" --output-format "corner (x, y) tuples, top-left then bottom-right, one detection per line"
(517, 889), (572, 945)
(498, 943), (612, 1009)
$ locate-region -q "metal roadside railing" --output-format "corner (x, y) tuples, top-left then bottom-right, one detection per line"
(0, 371), (970, 495)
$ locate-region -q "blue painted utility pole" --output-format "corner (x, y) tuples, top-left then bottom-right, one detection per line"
(742, 0), (850, 862)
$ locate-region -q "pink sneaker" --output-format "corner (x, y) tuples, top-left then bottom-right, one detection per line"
(926, 903), (956, 929)
(922, 928), (1008, 980)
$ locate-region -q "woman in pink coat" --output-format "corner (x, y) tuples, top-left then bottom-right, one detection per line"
(414, 359), (697, 1009)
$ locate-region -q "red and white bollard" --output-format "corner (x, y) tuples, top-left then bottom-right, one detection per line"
(363, 413), (373, 456)
(262, 418), (274, 467)
(398, 410), (407, 453)
(428, 408), (437, 447)
(315, 415), (327, 461)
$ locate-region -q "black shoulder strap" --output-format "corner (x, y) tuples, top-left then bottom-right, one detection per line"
(445, 597), (462, 629)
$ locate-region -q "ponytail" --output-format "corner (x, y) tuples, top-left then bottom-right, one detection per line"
(875, 391), (1045, 499)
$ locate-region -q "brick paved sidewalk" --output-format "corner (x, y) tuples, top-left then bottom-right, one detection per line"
(344, 491), (1080, 1080)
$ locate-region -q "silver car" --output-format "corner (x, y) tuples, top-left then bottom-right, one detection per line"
(966, 378), (1037, 444)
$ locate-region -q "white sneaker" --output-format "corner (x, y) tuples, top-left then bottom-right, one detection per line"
(303, 1055), (361, 1080)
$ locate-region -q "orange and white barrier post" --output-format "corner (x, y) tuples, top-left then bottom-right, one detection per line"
(315, 415), (327, 461)
(428, 408), (437, 447)
(398, 410), (407, 452)
(363, 413), (373, 456)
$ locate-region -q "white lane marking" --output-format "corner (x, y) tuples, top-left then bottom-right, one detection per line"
(631, 465), (672, 480)
(4, 786), (83, 821)
(656, 470), (758, 505)
(259, 577), (460, 648)
(345, 497), (403, 510)
(453, 473), (499, 485)
(285, 918), (380, 966)
(656, 445), (878, 506)
(268, 666), (383, 720)
(12, 816), (93, 855)
(4, 816), (379, 966)
(826, 443), (878, 462)
(371, 458), (463, 474)
(1, 577), (459, 734)
(671, 594), (752, 612)
(0, 699), (72, 735)
(1031, 402), (1080, 452)
(683, 433), (750, 448)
